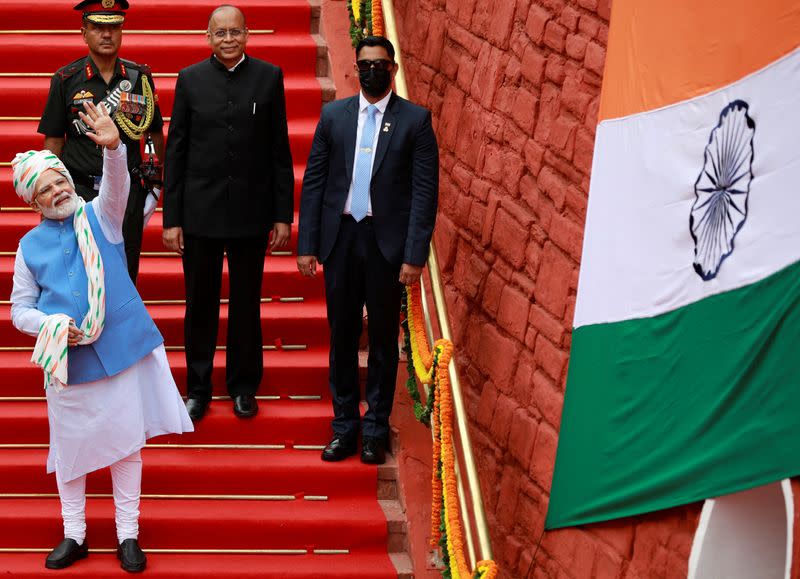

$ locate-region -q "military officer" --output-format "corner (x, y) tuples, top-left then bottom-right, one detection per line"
(38, 0), (164, 282)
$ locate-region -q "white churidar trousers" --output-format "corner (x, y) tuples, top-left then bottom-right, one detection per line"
(56, 450), (142, 544)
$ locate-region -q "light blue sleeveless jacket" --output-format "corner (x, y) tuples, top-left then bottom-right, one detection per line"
(19, 203), (163, 384)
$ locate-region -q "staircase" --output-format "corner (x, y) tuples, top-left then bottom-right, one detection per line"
(0, 1), (398, 576)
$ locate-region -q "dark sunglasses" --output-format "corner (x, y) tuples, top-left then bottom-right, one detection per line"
(356, 59), (393, 72)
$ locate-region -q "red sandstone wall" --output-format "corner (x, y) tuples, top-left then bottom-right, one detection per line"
(393, 0), (702, 577)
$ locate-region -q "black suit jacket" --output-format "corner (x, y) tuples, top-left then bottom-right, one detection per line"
(297, 93), (439, 267)
(163, 55), (294, 238)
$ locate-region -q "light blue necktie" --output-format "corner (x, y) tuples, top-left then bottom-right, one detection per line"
(350, 105), (378, 222)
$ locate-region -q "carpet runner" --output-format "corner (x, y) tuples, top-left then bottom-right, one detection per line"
(0, 1), (398, 576)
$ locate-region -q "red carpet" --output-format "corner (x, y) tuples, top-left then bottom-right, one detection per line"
(0, 1), (397, 576)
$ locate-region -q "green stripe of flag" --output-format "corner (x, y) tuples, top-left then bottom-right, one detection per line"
(546, 259), (800, 529)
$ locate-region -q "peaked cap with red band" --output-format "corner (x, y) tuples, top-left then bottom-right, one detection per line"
(74, 0), (129, 25)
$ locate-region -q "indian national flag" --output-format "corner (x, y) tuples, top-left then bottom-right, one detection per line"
(546, 0), (800, 529)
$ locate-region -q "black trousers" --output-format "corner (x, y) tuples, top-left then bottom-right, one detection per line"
(323, 216), (403, 440)
(75, 180), (145, 283)
(182, 234), (268, 401)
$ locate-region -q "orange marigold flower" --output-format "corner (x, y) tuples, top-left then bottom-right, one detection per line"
(372, 0), (384, 36)
(403, 283), (499, 574)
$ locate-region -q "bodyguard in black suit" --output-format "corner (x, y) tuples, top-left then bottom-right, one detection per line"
(297, 36), (439, 464)
(163, 6), (294, 420)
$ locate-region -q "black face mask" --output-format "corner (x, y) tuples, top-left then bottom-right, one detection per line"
(359, 68), (392, 98)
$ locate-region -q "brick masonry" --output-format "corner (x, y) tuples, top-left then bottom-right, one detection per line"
(393, 0), (702, 577)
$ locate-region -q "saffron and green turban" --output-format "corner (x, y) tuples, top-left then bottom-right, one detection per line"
(11, 150), (74, 204)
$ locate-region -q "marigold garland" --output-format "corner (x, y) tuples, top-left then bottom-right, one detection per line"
(402, 282), (499, 578)
(437, 341), (471, 577)
(400, 293), (434, 425)
(371, 0), (384, 36)
(347, 0), (386, 46)
(406, 283), (435, 383)
(429, 347), (443, 540)
(347, 0), (367, 46)
(475, 561), (499, 579)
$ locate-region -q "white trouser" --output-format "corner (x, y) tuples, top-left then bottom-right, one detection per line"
(56, 450), (142, 544)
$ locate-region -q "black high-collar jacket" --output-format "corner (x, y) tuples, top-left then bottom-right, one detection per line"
(163, 54), (294, 238)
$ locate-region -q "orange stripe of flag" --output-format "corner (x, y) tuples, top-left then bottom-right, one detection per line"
(599, 0), (800, 122)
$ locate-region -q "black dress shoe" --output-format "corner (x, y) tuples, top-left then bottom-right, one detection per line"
(45, 538), (88, 569)
(321, 436), (357, 462)
(117, 538), (146, 573)
(361, 436), (386, 465)
(233, 394), (258, 418)
(185, 398), (209, 422)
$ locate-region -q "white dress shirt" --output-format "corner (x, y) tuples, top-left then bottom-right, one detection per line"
(343, 91), (393, 216)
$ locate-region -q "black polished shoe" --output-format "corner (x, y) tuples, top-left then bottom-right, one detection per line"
(117, 538), (146, 573)
(361, 436), (386, 465)
(185, 398), (209, 422)
(45, 538), (88, 569)
(321, 436), (357, 462)
(233, 394), (258, 418)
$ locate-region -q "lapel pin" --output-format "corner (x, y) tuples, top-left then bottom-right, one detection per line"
(383, 122), (391, 132)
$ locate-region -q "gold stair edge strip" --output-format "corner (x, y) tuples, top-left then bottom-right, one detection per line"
(0, 548), (349, 555)
(0, 29), (274, 35)
(165, 345), (306, 352)
(136, 297), (304, 304)
(147, 444), (267, 450)
(0, 300), (307, 306)
(0, 73), (171, 78)
(0, 395), (321, 402)
(0, 116), (175, 122)
(0, 493), (327, 501)
(0, 444), (326, 450)
(0, 345), (308, 352)
(0, 68), (330, 78)
(0, 251), (295, 257)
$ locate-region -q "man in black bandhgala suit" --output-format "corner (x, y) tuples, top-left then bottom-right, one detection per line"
(163, 5), (294, 421)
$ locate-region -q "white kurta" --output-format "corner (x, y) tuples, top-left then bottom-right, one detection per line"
(10, 144), (193, 482)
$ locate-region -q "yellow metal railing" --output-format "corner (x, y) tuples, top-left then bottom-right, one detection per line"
(380, 0), (495, 571)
